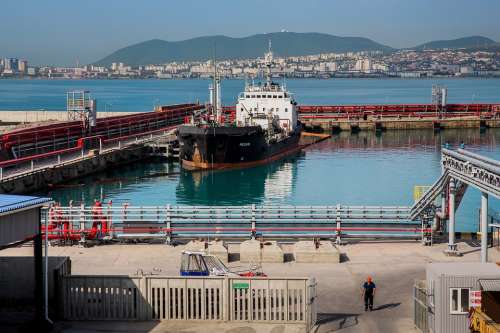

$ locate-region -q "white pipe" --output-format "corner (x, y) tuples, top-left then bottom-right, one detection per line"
(448, 179), (457, 252)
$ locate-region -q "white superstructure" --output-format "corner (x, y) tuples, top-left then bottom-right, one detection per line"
(235, 42), (298, 133)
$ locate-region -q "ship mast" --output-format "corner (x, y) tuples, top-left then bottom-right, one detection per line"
(264, 39), (273, 86)
(211, 47), (221, 123)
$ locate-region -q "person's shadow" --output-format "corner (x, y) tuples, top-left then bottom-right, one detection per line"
(373, 302), (401, 311)
(313, 313), (359, 332)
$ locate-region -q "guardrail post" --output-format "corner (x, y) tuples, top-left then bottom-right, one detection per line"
(336, 204), (342, 245)
(251, 204), (256, 239)
(166, 204), (172, 245)
(223, 277), (229, 322)
(79, 203), (85, 232)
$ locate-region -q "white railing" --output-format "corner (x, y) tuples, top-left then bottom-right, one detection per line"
(44, 204), (424, 243)
(60, 275), (316, 330)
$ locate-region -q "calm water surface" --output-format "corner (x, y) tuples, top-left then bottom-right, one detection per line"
(40, 129), (500, 232)
(1, 78), (500, 111)
(1, 79), (499, 232)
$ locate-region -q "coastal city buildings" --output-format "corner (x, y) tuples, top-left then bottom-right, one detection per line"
(1, 48), (499, 79)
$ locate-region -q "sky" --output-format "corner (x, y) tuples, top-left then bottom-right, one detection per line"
(1, 0), (499, 66)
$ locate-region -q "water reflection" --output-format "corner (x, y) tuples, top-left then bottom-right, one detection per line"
(43, 128), (499, 232)
(175, 155), (299, 205)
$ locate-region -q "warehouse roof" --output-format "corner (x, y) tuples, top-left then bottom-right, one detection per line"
(0, 194), (52, 215)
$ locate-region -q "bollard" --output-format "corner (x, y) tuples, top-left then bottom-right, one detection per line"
(31, 160), (34, 171)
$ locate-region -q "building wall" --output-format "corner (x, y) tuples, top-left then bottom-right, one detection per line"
(0, 256), (70, 305)
(0, 208), (39, 246)
(435, 276), (479, 333)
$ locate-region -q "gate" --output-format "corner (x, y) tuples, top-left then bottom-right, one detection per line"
(59, 274), (317, 330)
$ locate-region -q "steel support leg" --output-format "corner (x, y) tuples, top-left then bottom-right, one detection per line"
(481, 192), (488, 263)
(445, 179), (459, 255)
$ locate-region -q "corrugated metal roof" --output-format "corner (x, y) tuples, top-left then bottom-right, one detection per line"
(479, 279), (500, 291)
(0, 194), (52, 215)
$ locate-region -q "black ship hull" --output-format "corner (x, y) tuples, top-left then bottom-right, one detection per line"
(178, 124), (303, 170)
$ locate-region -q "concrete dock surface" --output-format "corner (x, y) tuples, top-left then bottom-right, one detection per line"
(2, 240), (499, 333)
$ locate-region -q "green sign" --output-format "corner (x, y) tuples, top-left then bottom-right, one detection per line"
(233, 282), (249, 289)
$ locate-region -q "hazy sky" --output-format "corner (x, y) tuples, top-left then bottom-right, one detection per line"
(1, 0), (499, 66)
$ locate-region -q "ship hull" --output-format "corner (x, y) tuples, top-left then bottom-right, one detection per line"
(178, 124), (302, 170)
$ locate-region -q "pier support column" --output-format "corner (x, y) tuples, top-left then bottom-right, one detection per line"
(441, 188), (447, 219)
(445, 178), (460, 255)
(481, 192), (489, 263)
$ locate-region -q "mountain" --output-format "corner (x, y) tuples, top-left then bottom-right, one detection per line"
(94, 32), (394, 66)
(412, 36), (496, 50)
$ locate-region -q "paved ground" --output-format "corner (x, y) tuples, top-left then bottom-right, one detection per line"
(2, 240), (499, 333)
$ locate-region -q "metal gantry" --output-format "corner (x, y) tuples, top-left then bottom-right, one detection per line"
(410, 148), (500, 262)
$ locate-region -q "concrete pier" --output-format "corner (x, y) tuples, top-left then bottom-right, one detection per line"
(302, 117), (500, 132)
(0, 145), (151, 194)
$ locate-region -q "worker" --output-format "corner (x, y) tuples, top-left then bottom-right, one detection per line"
(362, 276), (376, 311)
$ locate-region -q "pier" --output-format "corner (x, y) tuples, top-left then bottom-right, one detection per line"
(0, 104), (203, 193)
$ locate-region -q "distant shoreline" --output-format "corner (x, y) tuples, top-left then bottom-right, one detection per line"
(2, 76), (500, 81)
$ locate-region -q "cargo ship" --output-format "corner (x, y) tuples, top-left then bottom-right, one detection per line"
(178, 43), (302, 170)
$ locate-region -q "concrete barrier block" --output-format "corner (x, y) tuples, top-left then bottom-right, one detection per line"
(185, 240), (206, 252)
(240, 240), (284, 263)
(240, 239), (261, 263)
(293, 241), (340, 263)
(207, 241), (228, 264)
(261, 241), (284, 263)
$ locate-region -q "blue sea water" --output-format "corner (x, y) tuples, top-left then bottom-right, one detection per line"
(1, 78), (499, 231)
(1, 78), (500, 111)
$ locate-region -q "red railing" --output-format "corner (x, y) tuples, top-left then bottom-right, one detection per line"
(0, 104), (203, 160)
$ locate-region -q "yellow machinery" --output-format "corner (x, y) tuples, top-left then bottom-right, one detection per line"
(469, 307), (500, 333)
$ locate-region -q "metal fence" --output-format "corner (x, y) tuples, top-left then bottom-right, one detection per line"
(59, 274), (317, 330)
(413, 280), (429, 333)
